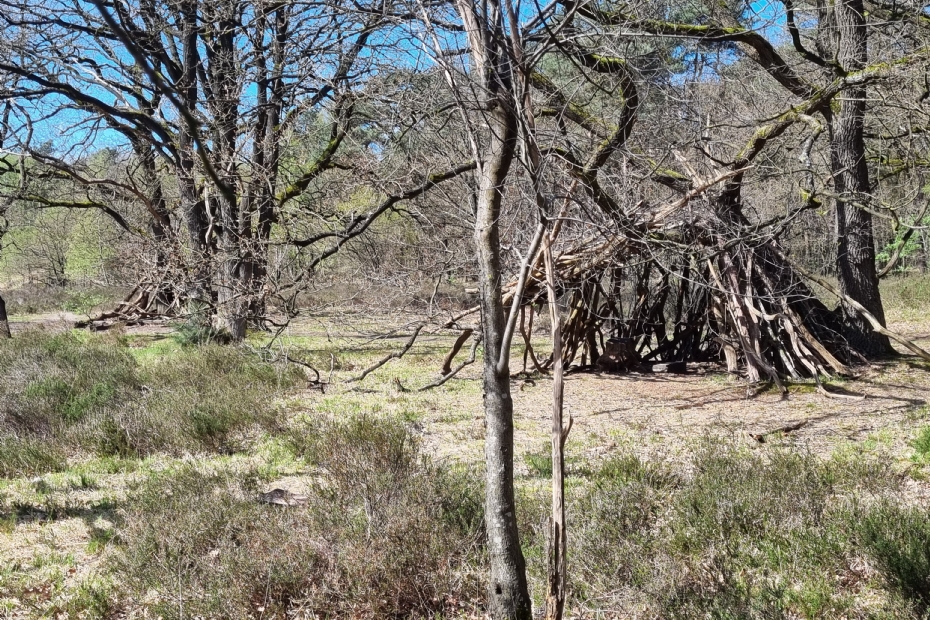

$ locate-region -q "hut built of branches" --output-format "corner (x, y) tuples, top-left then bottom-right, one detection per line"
(504, 181), (929, 386)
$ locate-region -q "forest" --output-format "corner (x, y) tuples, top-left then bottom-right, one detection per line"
(2, 0), (930, 617)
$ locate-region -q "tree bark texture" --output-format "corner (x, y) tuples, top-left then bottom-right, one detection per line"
(454, 0), (532, 615)
(476, 102), (533, 620)
(543, 237), (567, 620)
(0, 293), (11, 338)
(827, 0), (893, 356)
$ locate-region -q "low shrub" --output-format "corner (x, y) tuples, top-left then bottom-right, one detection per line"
(0, 435), (67, 478)
(170, 318), (234, 346)
(115, 416), (484, 618)
(857, 501), (930, 612)
(566, 443), (927, 618)
(524, 444), (552, 478)
(0, 330), (303, 472)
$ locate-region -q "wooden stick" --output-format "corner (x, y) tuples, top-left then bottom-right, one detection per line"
(347, 324), (424, 383)
(750, 419), (808, 443)
(418, 336), (481, 391)
(441, 328), (473, 375)
(787, 257), (930, 363)
(543, 233), (568, 620)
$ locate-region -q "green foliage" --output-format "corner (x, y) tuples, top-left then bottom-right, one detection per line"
(116, 416), (484, 618)
(169, 318), (233, 346)
(0, 199), (120, 287)
(876, 189), (930, 274)
(912, 426), (930, 463)
(565, 443), (926, 617)
(524, 444), (552, 478)
(857, 502), (930, 610)
(62, 290), (110, 314)
(0, 331), (304, 472)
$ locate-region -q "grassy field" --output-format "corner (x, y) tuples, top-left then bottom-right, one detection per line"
(1, 278), (930, 618)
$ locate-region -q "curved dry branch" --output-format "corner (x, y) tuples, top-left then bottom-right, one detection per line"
(347, 324), (425, 383)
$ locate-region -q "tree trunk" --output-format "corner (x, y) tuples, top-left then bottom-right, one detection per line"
(179, 0), (211, 318)
(475, 113), (533, 620)
(921, 229), (930, 274)
(0, 293), (11, 338)
(451, 0), (532, 616)
(206, 2), (248, 341)
(828, 0), (893, 356)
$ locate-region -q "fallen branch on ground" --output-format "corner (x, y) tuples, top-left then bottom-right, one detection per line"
(348, 324), (425, 383)
(419, 336), (481, 391)
(750, 419), (809, 443)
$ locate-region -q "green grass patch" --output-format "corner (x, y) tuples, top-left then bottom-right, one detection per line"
(0, 330), (305, 474)
(912, 426), (930, 463)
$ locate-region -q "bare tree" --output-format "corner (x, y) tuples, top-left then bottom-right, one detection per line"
(445, 0), (532, 615)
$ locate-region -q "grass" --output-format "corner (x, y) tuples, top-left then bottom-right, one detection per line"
(559, 443), (929, 618)
(3, 302), (930, 618)
(0, 330), (305, 477)
(881, 275), (930, 322)
(912, 426), (930, 463)
(113, 416), (484, 619)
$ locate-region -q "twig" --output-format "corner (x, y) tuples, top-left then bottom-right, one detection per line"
(750, 419), (808, 443)
(419, 336), (481, 391)
(441, 305), (479, 328)
(348, 324), (424, 383)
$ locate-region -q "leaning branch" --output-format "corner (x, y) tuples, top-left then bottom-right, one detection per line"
(347, 324), (425, 383)
(292, 160), (477, 271)
(419, 335), (481, 391)
(559, 0), (816, 99)
(25, 195), (138, 234)
(788, 257), (930, 362)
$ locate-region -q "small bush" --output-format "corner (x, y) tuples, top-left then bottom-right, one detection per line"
(566, 443), (926, 618)
(857, 501), (930, 610)
(0, 331), (139, 436)
(116, 416), (484, 618)
(570, 452), (677, 601)
(62, 290), (111, 315)
(0, 331), (303, 472)
(0, 435), (67, 477)
(170, 318), (233, 346)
